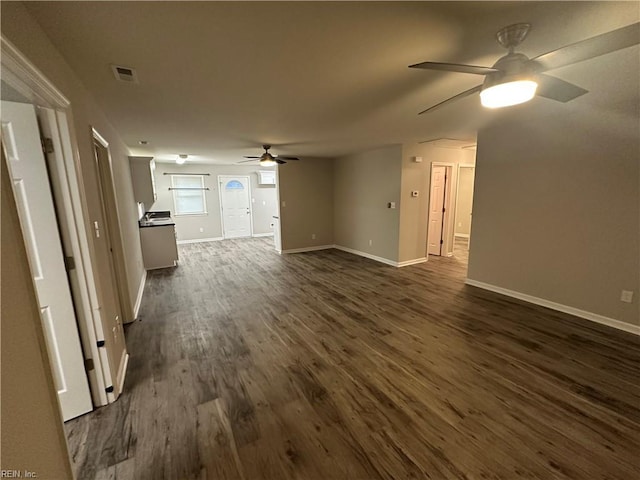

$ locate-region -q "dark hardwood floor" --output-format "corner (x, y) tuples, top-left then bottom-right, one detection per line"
(65, 237), (640, 480)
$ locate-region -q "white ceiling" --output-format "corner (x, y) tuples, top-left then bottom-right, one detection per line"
(23, 1), (639, 165)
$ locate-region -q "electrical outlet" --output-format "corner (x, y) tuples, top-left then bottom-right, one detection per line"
(620, 290), (634, 303)
(311, 233), (316, 240)
(281, 200), (286, 207)
(368, 239), (373, 246)
(199, 227), (204, 233)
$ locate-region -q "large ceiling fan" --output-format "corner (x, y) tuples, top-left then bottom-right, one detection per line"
(410, 22), (640, 114)
(238, 145), (300, 166)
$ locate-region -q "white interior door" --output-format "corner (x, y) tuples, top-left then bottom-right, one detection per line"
(219, 176), (252, 239)
(2, 101), (92, 421)
(428, 165), (447, 256)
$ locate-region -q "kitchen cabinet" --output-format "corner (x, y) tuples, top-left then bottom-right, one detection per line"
(139, 222), (178, 270)
(129, 156), (157, 209)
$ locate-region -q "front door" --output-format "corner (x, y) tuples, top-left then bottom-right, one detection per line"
(2, 100), (93, 421)
(428, 165), (447, 256)
(219, 176), (252, 239)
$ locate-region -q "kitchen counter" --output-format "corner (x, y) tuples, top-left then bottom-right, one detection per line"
(139, 217), (176, 228)
(138, 211), (178, 269)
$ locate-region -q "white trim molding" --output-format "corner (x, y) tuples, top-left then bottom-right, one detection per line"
(282, 244), (427, 268)
(116, 351), (130, 397)
(465, 279), (640, 336)
(454, 233), (470, 239)
(333, 245), (397, 267)
(253, 232), (274, 238)
(1, 36), (70, 108)
(176, 236), (224, 245)
(282, 245), (334, 254)
(397, 257), (428, 267)
(133, 270), (146, 321)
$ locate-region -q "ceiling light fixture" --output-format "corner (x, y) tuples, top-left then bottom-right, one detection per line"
(480, 78), (538, 108)
(259, 157), (277, 167)
(176, 154), (188, 165)
(479, 51), (538, 109)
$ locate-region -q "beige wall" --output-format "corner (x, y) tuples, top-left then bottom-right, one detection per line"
(398, 143), (475, 262)
(455, 166), (475, 236)
(153, 163), (278, 241)
(334, 145), (402, 262)
(1, 155), (73, 479)
(2, 2), (140, 388)
(469, 111), (639, 326)
(279, 157), (334, 250)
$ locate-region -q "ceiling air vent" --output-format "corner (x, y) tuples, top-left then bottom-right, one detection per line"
(111, 65), (138, 84)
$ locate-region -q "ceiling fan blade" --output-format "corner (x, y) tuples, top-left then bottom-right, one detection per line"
(243, 156), (260, 159)
(409, 61), (498, 75)
(276, 156), (299, 160)
(238, 159), (257, 163)
(418, 85), (482, 115)
(535, 74), (588, 102)
(275, 159), (287, 165)
(532, 22), (640, 72)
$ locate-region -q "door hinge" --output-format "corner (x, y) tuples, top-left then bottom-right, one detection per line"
(64, 256), (76, 271)
(97, 340), (105, 347)
(105, 385), (114, 393)
(84, 358), (95, 372)
(442, 207), (446, 213)
(42, 137), (55, 154)
(440, 239), (444, 244)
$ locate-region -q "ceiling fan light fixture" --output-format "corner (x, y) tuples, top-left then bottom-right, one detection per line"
(259, 158), (277, 167)
(176, 154), (188, 165)
(480, 79), (538, 109)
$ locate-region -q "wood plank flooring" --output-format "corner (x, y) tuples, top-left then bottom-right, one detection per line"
(65, 237), (640, 480)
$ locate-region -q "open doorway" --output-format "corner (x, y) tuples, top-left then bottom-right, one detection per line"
(453, 165), (475, 263)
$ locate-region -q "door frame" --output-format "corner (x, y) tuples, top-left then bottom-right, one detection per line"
(1, 35), (113, 406)
(427, 162), (457, 257)
(454, 164), (476, 247)
(92, 128), (134, 325)
(218, 175), (254, 239)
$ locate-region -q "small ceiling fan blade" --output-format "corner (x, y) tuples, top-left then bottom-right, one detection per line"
(532, 22), (640, 72)
(409, 61), (498, 75)
(243, 155), (260, 159)
(276, 156), (299, 160)
(418, 85), (482, 115)
(535, 74), (588, 102)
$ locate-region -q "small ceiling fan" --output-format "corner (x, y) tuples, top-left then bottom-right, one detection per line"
(410, 22), (639, 114)
(238, 145), (300, 166)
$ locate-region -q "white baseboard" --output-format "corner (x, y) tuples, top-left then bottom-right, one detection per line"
(252, 232), (274, 238)
(116, 350), (129, 396)
(281, 244), (428, 269)
(282, 244), (334, 254)
(333, 245), (397, 267)
(397, 257), (428, 267)
(465, 279), (640, 336)
(133, 270), (146, 321)
(176, 236), (224, 245)
(455, 233), (470, 239)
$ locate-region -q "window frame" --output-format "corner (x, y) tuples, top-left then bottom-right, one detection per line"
(171, 174), (208, 216)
